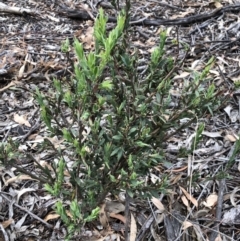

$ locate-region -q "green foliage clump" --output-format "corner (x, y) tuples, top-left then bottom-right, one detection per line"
(0, 4), (227, 240)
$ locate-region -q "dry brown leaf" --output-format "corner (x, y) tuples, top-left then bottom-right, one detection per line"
(203, 193), (218, 208)
(214, 2), (223, 8)
(6, 175), (36, 185)
(1, 219), (14, 228)
(99, 203), (108, 228)
(230, 187), (240, 207)
(181, 195), (189, 208)
(44, 212), (60, 222)
(151, 197), (165, 212)
(18, 62), (26, 78)
(173, 72), (190, 80)
(109, 213), (126, 224)
(16, 188), (36, 203)
(46, 136), (65, 149)
(170, 174), (183, 185)
(13, 114), (31, 127)
(225, 134), (238, 142)
(190, 59), (203, 70)
(105, 201), (125, 214)
(209, 69), (220, 76)
(214, 234), (222, 241)
(142, 11), (153, 17)
(27, 133), (39, 140)
(66, 210), (73, 218)
(39, 160), (54, 173)
(202, 131), (222, 138)
(182, 220), (193, 230)
(180, 186), (198, 207)
(166, 166), (188, 173)
(146, 37), (156, 46)
(129, 213), (137, 241)
(171, 9), (194, 19)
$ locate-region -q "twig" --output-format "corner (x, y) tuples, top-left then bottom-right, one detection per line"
(175, 165), (223, 241)
(136, 194), (164, 241)
(59, 3), (240, 26)
(21, 117), (41, 142)
(150, 0), (184, 11)
(124, 192), (130, 241)
(0, 2), (37, 15)
(0, 224), (9, 241)
(209, 179), (225, 241)
(0, 193), (54, 229)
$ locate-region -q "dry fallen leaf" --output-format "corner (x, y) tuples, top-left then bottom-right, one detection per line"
(173, 72), (190, 80)
(129, 213), (137, 241)
(151, 197), (165, 212)
(99, 203), (108, 228)
(171, 9), (194, 19)
(202, 131), (222, 138)
(44, 212), (60, 222)
(230, 187), (240, 207)
(182, 220), (193, 230)
(202, 193), (218, 208)
(223, 105), (238, 123)
(109, 213), (126, 224)
(180, 186), (198, 207)
(105, 201), (125, 214)
(13, 114), (31, 127)
(1, 219), (14, 228)
(225, 134), (238, 142)
(16, 188), (36, 203)
(46, 136), (65, 149)
(181, 195), (189, 208)
(6, 175), (36, 185)
(214, 2), (223, 8)
(214, 234), (222, 241)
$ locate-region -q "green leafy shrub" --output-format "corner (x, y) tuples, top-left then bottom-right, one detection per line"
(0, 4), (227, 240)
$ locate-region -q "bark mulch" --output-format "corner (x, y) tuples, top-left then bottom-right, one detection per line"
(1, 0), (240, 240)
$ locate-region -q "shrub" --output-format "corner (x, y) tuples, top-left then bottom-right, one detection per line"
(0, 3), (226, 240)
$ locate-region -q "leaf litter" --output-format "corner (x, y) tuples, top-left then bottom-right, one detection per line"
(1, 0), (240, 240)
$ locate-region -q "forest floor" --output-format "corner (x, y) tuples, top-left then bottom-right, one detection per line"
(1, 0), (240, 240)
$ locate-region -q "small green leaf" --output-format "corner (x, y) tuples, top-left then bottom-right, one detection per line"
(100, 80), (113, 90)
(135, 141), (151, 147)
(62, 128), (73, 142)
(70, 200), (82, 221)
(84, 207), (100, 222)
(61, 38), (70, 52)
(112, 135), (123, 140)
(127, 190), (134, 198)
